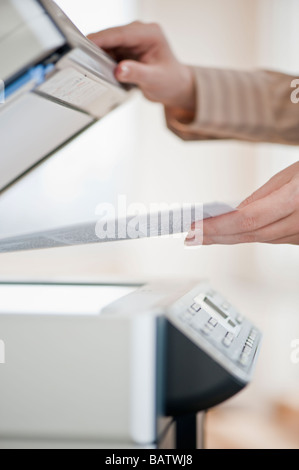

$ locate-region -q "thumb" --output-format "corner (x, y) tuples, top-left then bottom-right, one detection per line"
(115, 60), (152, 86)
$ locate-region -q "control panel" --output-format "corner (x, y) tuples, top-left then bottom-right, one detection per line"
(164, 283), (262, 414)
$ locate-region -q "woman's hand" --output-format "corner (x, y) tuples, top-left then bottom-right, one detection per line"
(88, 21), (196, 112)
(185, 162), (299, 246)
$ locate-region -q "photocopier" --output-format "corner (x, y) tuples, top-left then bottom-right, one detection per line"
(0, 0), (262, 449)
(0, 280), (261, 449)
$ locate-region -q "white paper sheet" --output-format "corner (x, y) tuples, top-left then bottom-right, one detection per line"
(0, 202), (236, 253)
(37, 68), (113, 118)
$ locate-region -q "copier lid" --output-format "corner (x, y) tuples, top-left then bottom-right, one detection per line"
(0, 0), (65, 83)
(0, 0), (130, 193)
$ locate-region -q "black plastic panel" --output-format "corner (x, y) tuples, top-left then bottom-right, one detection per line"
(164, 321), (246, 416)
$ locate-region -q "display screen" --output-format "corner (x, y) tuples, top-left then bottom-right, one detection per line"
(203, 296), (237, 329)
(204, 297), (228, 320)
(0, 283), (138, 316)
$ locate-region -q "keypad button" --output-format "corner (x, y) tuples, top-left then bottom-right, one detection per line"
(223, 332), (234, 347)
(187, 308), (196, 315)
(191, 303), (201, 312)
(243, 345), (252, 355)
(250, 329), (257, 339)
(239, 353), (249, 366)
(208, 317), (218, 327)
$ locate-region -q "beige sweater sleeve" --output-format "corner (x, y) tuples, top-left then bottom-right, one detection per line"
(165, 67), (299, 145)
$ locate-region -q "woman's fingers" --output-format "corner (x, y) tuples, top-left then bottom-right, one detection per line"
(201, 212), (298, 245)
(267, 234), (299, 245)
(185, 211), (298, 246)
(88, 22), (164, 53)
(185, 163), (299, 246)
(191, 181), (294, 240)
(88, 23), (143, 50)
(88, 22), (196, 110)
(115, 60), (153, 84)
(238, 161), (299, 209)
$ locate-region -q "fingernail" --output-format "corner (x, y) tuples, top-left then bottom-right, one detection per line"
(186, 230), (196, 240)
(117, 64), (130, 79)
(185, 230), (203, 246)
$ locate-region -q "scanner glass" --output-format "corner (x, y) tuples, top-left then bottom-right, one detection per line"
(0, 283), (137, 316)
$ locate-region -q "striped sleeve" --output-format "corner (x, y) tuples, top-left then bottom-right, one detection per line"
(165, 67), (299, 145)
